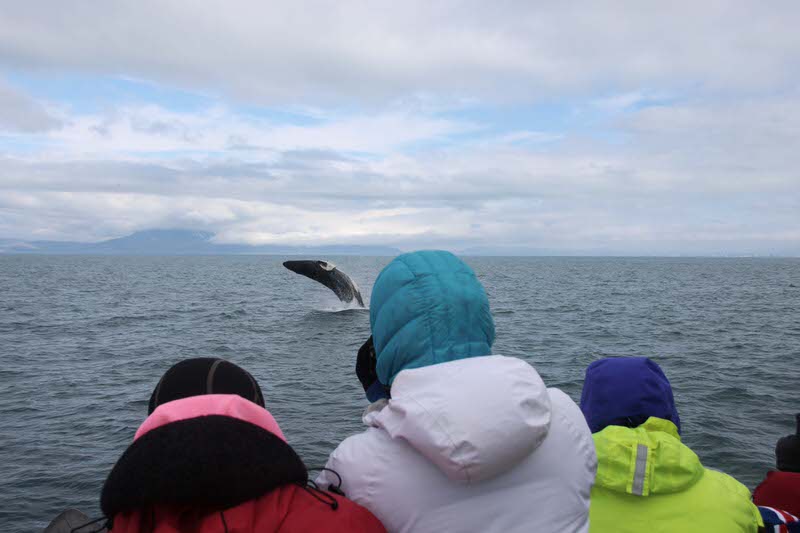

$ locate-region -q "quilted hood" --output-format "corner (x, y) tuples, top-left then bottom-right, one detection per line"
(370, 250), (495, 385)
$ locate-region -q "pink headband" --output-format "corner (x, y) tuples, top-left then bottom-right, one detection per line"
(135, 394), (286, 442)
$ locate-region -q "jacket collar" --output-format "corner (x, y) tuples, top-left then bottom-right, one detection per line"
(136, 394), (286, 441)
(101, 395), (307, 518)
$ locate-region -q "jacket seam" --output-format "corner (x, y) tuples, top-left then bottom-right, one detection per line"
(411, 254), (437, 368)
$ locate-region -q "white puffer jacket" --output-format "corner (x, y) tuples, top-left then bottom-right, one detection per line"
(317, 355), (597, 533)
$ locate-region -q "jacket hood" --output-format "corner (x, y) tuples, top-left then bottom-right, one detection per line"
(370, 250), (495, 385)
(776, 413), (800, 472)
(366, 355), (551, 483)
(580, 357), (681, 434)
(593, 417), (703, 496)
(101, 395), (307, 518)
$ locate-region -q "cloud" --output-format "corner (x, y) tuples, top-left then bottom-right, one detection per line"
(34, 104), (468, 157)
(591, 91), (673, 112)
(620, 97), (800, 192)
(0, 2), (799, 254)
(1, 1), (799, 105)
(0, 81), (62, 132)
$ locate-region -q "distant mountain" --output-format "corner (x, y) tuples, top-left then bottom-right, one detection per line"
(91, 229), (218, 254)
(0, 229), (401, 256)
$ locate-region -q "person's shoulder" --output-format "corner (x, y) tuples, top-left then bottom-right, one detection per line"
(701, 466), (755, 502)
(755, 470), (800, 499)
(331, 424), (393, 461)
(318, 424), (397, 496)
(698, 469), (762, 531)
(765, 469), (800, 484)
(546, 386), (592, 434)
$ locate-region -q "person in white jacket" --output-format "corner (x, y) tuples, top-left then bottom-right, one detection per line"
(317, 250), (597, 533)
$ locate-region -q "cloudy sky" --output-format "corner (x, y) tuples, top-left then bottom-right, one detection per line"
(1, 1), (799, 254)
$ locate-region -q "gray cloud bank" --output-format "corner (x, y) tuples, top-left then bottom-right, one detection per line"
(2, 1), (799, 104)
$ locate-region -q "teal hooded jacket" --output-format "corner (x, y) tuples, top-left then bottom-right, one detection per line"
(370, 250), (496, 385)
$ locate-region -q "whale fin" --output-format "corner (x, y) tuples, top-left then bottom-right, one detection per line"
(283, 260), (365, 306)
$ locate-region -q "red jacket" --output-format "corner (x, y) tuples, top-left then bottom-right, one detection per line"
(754, 470), (800, 517)
(110, 484), (385, 533)
(101, 395), (385, 533)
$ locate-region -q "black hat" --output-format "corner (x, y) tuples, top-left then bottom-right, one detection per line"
(776, 413), (800, 473)
(148, 358), (265, 414)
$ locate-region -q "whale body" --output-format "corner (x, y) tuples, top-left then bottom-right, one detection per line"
(283, 260), (365, 307)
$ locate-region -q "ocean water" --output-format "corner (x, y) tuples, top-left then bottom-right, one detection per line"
(1, 255), (798, 531)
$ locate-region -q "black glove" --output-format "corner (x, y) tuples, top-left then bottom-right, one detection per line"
(356, 336), (388, 402)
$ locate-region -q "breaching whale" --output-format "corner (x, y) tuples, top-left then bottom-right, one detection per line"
(283, 260), (365, 307)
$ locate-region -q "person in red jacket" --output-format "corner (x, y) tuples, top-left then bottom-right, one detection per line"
(98, 357), (386, 533)
(754, 413), (800, 517)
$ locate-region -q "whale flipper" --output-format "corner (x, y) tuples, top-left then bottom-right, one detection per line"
(283, 260), (365, 307)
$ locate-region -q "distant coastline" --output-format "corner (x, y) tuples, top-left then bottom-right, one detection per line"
(1, 229), (798, 257)
(0, 229), (402, 256)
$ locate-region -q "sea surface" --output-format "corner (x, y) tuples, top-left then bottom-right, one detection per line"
(1, 255), (798, 531)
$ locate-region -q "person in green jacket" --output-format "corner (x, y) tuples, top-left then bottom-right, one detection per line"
(579, 357), (762, 532)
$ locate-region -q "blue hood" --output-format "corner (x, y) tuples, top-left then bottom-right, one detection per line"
(579, 357), (681, 434)
(370, 251), (495, 385)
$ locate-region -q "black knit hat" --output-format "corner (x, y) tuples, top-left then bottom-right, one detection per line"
(776, 413), (800, 473)
(148, 358), (265, 414)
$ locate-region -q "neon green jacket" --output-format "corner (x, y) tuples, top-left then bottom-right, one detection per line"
(589, 417), (762, 533)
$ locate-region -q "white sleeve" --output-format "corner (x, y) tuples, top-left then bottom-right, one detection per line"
(315, 431), (380, 506)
